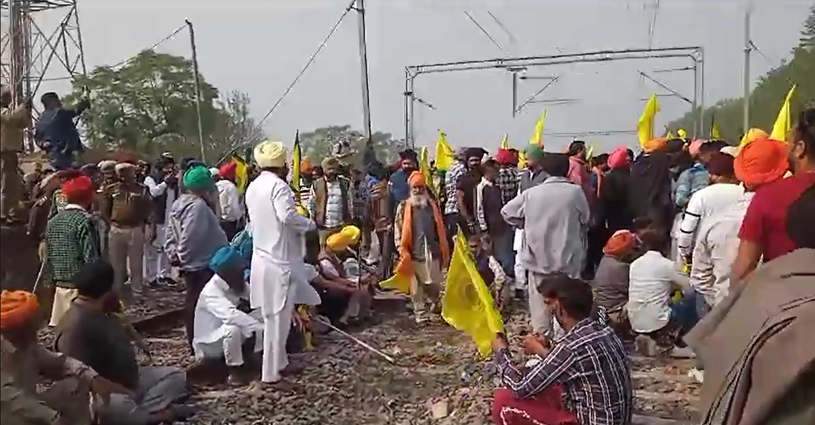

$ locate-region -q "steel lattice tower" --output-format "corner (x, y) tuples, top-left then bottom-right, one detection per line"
(1, 0), (86, 151)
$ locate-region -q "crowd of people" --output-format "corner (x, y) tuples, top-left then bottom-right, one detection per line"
(1, 83), (813, 425)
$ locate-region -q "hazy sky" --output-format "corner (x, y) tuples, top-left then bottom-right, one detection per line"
(23, 0), (814, 152)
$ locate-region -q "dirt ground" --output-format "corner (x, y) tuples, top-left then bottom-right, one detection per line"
(142, 307), (700, 425)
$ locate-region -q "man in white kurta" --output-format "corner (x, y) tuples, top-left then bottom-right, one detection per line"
(245, 141), (315, 383)
(192, 246), (263, 385)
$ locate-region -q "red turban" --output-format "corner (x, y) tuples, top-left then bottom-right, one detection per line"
(607, 146), (630, 169)
(495, 149), (516, 166)
(706, 152), (735, 177)
(61, 175), (95, 203)
(219, 162), (237, 181)
(0, 290), (40, 330)
(735, 138), (789, 188)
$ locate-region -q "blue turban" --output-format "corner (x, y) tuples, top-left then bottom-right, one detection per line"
(209, 246), (244, 274)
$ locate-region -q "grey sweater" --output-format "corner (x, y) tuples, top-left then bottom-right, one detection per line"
(501, 176), (589, 277)
(165, 193), (228, 271)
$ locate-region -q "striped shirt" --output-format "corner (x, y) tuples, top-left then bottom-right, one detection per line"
(444, 161), (466, 215)
(495, 317), (632, 425)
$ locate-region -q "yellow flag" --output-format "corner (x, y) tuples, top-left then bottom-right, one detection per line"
(666, 130), (676, 139)
(518, 152), (527, 169)
(380, 273), (412, 294)
(586, 145), (594, 161)
(500, 134), (509, 149)
(771, 85), (796, 142)
(419, 146), (436, 196)
(233, 155), (248, 194)
(677, 129), (687, 139)
(711, 114), (722, 139)
(291, 130), (302, 198)
(442, 231), (504, 356)
(638, 94), (661, 147)
(530, 110), (547, 146)
(434, 130), (455, 171)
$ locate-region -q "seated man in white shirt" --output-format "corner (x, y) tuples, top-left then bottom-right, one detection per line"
(192, 246), (262, 386)
(627, 229), (692, 355)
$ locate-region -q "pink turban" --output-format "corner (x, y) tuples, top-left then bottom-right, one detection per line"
(607, 147), (630, 169)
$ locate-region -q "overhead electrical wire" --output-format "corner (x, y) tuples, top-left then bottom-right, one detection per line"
(108, 24), (187, 69)
(463, 11), (506, 55)
(255, 0), (356, 128)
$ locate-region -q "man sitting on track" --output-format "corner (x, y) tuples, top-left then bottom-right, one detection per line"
(0, 289), (130, 425)
(192, 246), (263, 386)
(54, 260), (194, 425)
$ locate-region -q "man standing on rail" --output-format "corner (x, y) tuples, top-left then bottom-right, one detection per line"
(246, 141), (315, 385)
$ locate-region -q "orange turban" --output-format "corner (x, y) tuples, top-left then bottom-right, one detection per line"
(642, 137), (668, 154)
(603, 230), (636, 257)
(734, 138), (790, 188)
(61, 175), (95, 203)
(408, 171), (426, 188)
(0, 290), (39, 330)
(300, 159), (313, 173)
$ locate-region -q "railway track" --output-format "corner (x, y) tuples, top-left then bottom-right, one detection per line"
(129, 302), (697, 425)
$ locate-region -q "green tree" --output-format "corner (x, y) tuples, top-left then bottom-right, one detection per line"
(668, 7), (815, 141)
(299, 125), (404, 168)
(68, 50), (261, 161)
(801, 4), (815, 48)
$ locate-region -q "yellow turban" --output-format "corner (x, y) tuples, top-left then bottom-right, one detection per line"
(326, 233), (350, 252)
(341, 225), (361, 245)
(254, 141), (287, 169)
(739, 128), (769, 148)
(0, 290), (40, 330)
(642, 137), (668, 153)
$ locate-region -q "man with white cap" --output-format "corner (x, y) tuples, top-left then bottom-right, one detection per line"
(245, 141), (315, 384)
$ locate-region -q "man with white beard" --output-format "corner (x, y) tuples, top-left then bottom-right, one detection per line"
(393, 172), (449, 324)
(245, 141), (315, 384)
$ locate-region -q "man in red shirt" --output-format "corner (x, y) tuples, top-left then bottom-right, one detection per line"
(732, 108), (815, 287)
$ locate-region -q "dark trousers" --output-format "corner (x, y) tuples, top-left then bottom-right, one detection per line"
(182, 268), (214, 353)
(376, 229), (394, 279)
(583, 226), (609, 280)
(490, 231), (515, 278)
(219, 220), (239, 242)
(443, 213), (472, 248)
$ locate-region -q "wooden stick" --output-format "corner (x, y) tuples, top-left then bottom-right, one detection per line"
(314, 316), (396, 364)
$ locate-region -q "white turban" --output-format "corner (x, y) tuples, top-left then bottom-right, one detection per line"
(254, 141), (287, 169)
(98, 160), (116, 171)
(114, 162), (135, 173)
(720, 146), (739, 157)
(209, 167), (220, 177)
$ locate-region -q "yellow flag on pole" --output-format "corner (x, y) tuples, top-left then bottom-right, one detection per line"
(638, 94), (661, 148)
(530, 110), (547, 146)
(434, 130), (455, 172)
(419, 146), (437, 196)
(711, 114), (722, 139)
(586, 145), (594, 161)
(500, 134), (510, 149)
(677, 129), (688, 139)
(771, 85), (796, 142)
(666, 131), (675, 139)
(232, 155), (249, 194)
(442, 231), (504, 356)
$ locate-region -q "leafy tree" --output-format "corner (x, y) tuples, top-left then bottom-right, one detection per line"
(67, 50), (262, 161)
(668, 8), (815, 142)
(210, 91), (266, 156)
(801, 4), (815, 48)
(299, 125), (404, 168)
